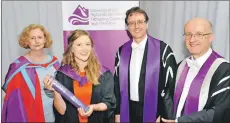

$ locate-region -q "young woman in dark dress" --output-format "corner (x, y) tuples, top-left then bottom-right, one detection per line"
(44, 29), (116, 123)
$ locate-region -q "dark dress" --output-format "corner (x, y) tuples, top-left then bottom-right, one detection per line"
(53, 69), (116, 123)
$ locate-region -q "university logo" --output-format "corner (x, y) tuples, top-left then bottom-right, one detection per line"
(68, 5), (89, 25)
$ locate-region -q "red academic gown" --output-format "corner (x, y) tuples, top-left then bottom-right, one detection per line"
(1, 56), (60, 122)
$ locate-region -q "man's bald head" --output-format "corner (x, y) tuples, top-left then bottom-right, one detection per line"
(184, 17), (214, 59)
(184, 18), (213, 33)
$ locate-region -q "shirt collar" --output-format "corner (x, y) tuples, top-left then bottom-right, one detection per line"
(186, 48), (212, 68)
(131, 35), (148, 50)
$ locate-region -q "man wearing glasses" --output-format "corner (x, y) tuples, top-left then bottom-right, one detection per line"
(113, 7), (177, 123)
(162, 18), (230, 122)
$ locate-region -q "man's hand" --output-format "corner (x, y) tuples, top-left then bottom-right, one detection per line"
(115, 115), (120, 122)
(156, 116), (161, 122)
(162, 118), (175, 123)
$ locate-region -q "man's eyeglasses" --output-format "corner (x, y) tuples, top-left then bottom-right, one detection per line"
(127, 20), (146, 27)
(183, 32), (212, 40)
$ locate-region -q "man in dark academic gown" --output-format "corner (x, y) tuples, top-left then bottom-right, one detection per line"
(162, 18), (230, 123)
(113, 7), (177, 123)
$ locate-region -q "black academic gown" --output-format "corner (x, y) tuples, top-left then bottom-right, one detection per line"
(174, 55), (230, 122)
(223, 106), (230, 123)
(53, 70), (116, 123)
(114, 39), (177, 123)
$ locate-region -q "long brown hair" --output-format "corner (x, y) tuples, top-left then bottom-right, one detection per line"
(62, 30), (101, 85)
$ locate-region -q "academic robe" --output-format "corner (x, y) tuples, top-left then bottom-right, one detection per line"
(114, 35), (178, 122)
(53, 64), (116, 123)
(173, 50), (230, 122)
(223, 107), (230, 123)
(1, 56), (60, 122)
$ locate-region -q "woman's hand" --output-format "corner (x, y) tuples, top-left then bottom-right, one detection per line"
(43, 75), (55, 91)
(77, 105), (95, 117)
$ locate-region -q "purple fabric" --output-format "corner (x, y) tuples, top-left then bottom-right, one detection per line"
(2, 55), (60, 122)
(119, 35), (160, 122)
(119, 41), (132, 122)
(3, 56), (59, 91)
(26, 68), (37, 87)
(143, 36), (160, 122)
(63, 30), (131, 72)
(51, 76), (89, 112)
(5, 56), (29, 84)
(174, 51), (222, 115)
(184, 51), (221, 115)
(58, 64), (109, 86)
(3, 56), (29, 92)
(53, 61), (61, 70)
(173, 64), (189, 113)
(24, 56), (59, 89)
(212, 51), (223, 58)
(2, 89), (28, 122)
(58, 64), (88, 86)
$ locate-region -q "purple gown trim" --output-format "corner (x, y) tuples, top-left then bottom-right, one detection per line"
(58, 64), (109, 86)
(2, 89), (28, 122)
(174, 51), (222, 115)
(58, 64), (88, 86)
(119, 35), (160, 122)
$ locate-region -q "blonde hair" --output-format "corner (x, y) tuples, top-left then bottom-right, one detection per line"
(62, 29), (101, 85)
(18, 24), (53, 49)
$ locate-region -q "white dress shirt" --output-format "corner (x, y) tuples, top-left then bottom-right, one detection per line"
(176, 48), (212, 118)
(129, 35), (148, 101)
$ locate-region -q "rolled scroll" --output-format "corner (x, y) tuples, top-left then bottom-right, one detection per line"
(47, 76), (89, 112)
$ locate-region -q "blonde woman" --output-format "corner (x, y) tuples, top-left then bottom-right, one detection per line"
(2, 24), (60, 122)
(44, 29), (116, 123)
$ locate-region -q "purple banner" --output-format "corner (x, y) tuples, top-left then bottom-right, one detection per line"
(63, 30), (131, 72)
(50, 76), (89, 112)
